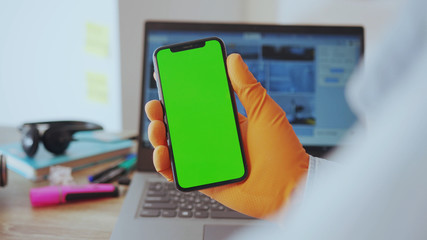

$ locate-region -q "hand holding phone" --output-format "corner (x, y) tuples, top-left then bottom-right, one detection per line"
(147, 53), (310, 219)
(153, 37), (247, 191)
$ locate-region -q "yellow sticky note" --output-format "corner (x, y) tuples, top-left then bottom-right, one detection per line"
(85, 22), (109, 57)
(86, 72), (109, 104)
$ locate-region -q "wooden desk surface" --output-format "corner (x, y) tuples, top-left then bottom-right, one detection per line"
(0, 158), (127, 240)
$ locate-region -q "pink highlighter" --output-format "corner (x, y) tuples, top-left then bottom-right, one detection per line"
(30, 184), (119, 207)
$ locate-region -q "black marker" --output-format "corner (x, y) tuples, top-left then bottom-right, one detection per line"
(92, 155), (136, 183)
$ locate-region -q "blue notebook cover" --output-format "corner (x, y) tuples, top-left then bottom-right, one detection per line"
(0, 133), (134, 181)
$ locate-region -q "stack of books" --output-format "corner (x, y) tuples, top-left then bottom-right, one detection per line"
(0, 133), (134, 181)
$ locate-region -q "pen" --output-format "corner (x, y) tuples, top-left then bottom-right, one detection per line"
(88, 153), (136, 182)
(88, 162), (121, 182)
(92, 155), (137, 183)
(30, 184), (119, 207)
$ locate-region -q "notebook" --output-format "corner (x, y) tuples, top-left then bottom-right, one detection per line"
(111, 21), (364, 240)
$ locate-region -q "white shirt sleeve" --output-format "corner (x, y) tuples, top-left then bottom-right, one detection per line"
(304, 155), (338, 196)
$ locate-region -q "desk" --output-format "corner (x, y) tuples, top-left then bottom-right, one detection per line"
(0, 127), (128, 240)
(0, 160), (127, 240)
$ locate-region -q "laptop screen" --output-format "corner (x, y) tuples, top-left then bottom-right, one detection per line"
(139, 22), (364, 170)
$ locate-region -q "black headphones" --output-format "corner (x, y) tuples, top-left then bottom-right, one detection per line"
(19, 121), (103, 157)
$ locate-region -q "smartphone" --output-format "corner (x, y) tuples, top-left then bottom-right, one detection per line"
(153, 37), (247, 191)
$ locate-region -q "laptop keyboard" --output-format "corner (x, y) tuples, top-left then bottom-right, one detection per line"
(139, 182), (254, 219)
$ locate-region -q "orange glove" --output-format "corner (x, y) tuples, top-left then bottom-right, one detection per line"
(145, 53), (309, 219)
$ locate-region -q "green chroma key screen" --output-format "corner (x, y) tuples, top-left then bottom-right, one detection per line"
(154, 38), (246, 190)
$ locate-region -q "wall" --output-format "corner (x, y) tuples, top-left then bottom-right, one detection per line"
(241, 0), (279, 24)
(0, 0), (122, 131)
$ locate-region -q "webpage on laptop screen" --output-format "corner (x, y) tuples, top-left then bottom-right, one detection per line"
(143, 30), (361, 147)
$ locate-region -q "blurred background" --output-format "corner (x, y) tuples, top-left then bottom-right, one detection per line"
(0, 0), (404, 133)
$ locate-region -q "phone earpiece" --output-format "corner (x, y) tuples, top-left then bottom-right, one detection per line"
(21, 125), (40, 157)
(42, 128), (72, 155)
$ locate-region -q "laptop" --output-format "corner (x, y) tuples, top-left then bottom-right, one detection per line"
(111, 21), (364, 240)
